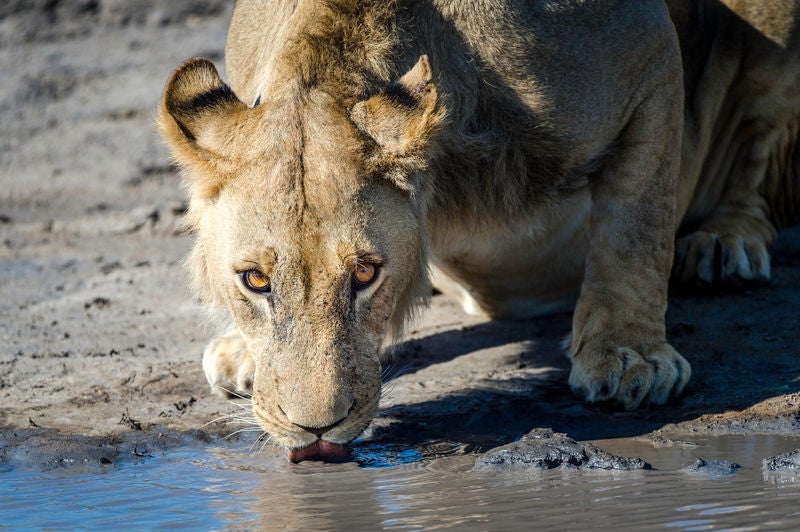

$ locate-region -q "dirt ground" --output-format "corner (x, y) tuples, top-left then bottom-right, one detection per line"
(1, 1), (798, 469)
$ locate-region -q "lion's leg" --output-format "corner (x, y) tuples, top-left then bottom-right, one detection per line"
(568, 59), (690, 410)
(674, 137), (779, 288)
(202, 328), (255, 398)
(429, 262), (485, 316)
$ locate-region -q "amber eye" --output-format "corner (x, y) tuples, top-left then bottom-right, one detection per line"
(241, 269), (271, 293)
(352, 262), (378, 289)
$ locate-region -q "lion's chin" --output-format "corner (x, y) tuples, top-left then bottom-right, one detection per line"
(288, 439), (351, 463)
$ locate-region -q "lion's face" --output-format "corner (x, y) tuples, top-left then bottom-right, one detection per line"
(160, 57), (440, 451)
(197, 165), (425, 449)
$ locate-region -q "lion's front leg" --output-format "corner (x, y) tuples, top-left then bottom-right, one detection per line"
(202, 329), (255, 398)
(568, 56), (690, 410)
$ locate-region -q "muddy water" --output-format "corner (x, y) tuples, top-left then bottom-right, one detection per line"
(2, 434), (799, 530)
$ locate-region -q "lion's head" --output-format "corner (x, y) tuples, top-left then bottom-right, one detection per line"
(159, 56), (442, 457)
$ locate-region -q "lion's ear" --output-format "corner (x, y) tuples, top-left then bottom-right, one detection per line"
(351, 55), (442, 156)
(158, 57), (247, 198)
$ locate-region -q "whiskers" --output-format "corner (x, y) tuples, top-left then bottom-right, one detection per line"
(381, 360), (415, 383)
(251, 431), (279, 455)
(201, 385), (276, 454)
(216, 385), (253, 401)
(379, 360), (416, 409)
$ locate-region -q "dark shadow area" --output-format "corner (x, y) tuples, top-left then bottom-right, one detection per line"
(368, 258), (800, 452)
(382, 312), (572, 383)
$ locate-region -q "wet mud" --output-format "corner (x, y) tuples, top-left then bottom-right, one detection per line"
(762, 448), (800, 473)
(474, 428), (650, 471)
(682, 458), (741, 479)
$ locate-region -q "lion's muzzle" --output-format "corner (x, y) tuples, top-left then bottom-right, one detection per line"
(278, 388), (353, 434)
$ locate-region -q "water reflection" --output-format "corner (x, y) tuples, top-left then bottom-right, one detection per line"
(3, 434), (800, 529)
(206, 435), (800, 530)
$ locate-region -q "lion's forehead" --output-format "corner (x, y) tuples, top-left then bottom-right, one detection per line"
(210, 193), (381, 298)
(219, 101), (372, 220)
(218, 183), (371, 250)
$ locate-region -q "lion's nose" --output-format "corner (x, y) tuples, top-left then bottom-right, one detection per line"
(292, 417), (347, 437)
(280, 397), (353, 434)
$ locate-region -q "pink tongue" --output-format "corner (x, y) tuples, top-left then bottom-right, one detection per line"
(288, 440), (350, 463)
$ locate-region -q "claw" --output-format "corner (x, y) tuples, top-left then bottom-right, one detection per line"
(569, 343), (689, 409)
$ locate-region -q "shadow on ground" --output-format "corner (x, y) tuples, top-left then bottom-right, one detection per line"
(369, 243), (800, 451)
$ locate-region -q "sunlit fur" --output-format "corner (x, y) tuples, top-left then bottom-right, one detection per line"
(160, 0), (800, 450)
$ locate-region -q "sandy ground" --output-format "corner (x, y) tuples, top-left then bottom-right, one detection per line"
(1, 1), (799, 469)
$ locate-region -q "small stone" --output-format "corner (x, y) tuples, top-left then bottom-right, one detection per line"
(762, 448), (800, 472)
(584, 444), (649, 471)
(683, 458), (741, 478)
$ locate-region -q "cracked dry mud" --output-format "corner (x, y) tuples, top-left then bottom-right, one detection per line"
(1, 1), (799, 470)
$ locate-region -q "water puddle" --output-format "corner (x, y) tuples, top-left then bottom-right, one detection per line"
(2, 434), (799, 529)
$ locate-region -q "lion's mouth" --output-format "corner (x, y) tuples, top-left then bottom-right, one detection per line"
(288, 439), (351, 463)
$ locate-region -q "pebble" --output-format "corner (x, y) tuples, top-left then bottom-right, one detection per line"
(683, 458), (741, 478)
(762, 448), (800, 472)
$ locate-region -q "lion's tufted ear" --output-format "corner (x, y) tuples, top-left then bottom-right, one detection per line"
(158, 57), (248, 199)
(351, 55), (443, 160)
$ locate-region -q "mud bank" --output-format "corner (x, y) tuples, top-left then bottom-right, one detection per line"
(1, 2), (799, 470)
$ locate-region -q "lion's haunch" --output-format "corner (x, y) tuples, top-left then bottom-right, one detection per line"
(288, 440), (350, 463)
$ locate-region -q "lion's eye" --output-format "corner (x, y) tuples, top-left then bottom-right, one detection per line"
(352, 263), (378, 289)
(241, 269), (271, 293)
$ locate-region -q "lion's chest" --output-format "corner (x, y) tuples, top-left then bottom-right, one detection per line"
(428, 189), (591, 319)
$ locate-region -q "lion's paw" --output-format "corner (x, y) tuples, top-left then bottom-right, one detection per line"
(569, 343), (690, 410)
(202, 330), (255, 398)
(674, 230), (770, 287)
(644, 344), (691, 404)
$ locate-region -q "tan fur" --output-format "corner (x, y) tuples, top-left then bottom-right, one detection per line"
(669, 0), (800, 286)
(159, 0), (800, 450)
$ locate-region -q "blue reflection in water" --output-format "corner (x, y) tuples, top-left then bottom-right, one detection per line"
(352, 443), (424, 468)
(1, 454), (235, 529)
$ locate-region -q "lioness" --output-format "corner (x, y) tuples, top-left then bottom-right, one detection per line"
(159, 0), (800, 461)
